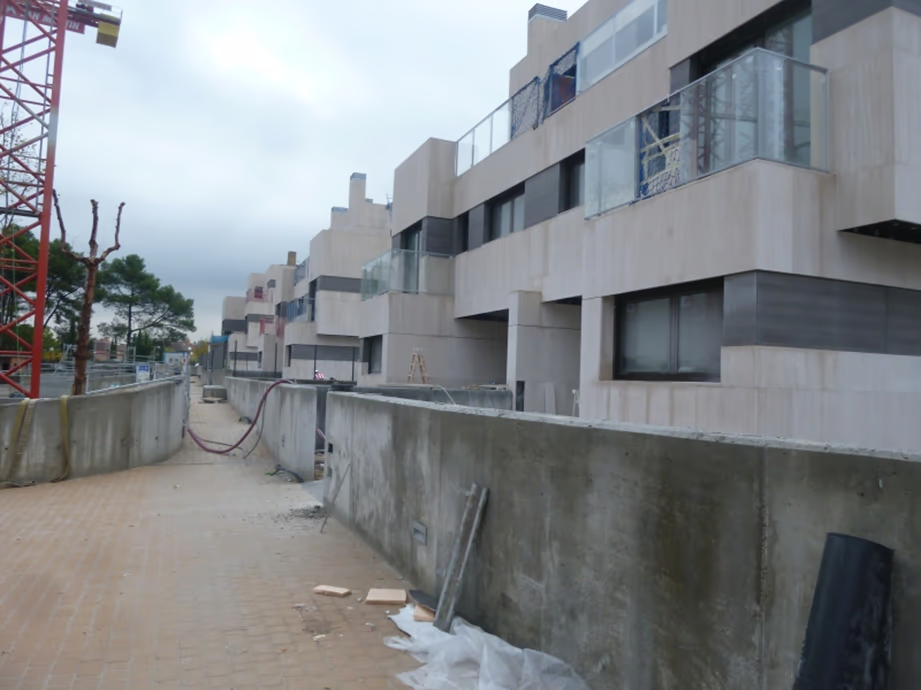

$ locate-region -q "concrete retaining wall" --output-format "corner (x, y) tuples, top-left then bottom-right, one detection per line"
(0, 379), (187, 485)
(224, 377), (318, 479)
(325, 392), (921, 690)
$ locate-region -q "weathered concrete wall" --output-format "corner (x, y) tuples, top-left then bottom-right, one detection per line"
(0, 379), (187, 485)
(324, 393), (921, 690)
(225, 377), (318, 479)
(351, 385), (513, 409)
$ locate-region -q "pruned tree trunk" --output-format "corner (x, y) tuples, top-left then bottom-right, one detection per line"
(53, 191), (123, 395)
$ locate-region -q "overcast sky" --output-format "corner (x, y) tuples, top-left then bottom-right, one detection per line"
(51, 0), (586, 339)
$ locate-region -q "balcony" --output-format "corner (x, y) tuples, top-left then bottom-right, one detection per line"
(584, 48), (828, 218)
(246, 286), (269, 302)
(286, 297), (316, 323)
(361, 249), (455, 301)
(455, 78), (542, 176)
(294, 259), (308, 285)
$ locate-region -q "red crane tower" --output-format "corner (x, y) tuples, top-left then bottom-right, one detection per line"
(0, 0), (121, 397)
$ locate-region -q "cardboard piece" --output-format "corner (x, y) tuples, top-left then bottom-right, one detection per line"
(365, 588), (407, 605)
(313, 585), (352, 598)
(413, 604), (436, 622)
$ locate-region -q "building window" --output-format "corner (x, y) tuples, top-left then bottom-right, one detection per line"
(578, 0), (668, 93)
(456, 212), (469, 253)
(561, 151), (585, 212)
(616, 281), (723, 381)
(286, 345), (292, 367)
(365, 336), (383, 374)
(488, 188), (525, 241)
(258, 351), (263, 367)
(253, 286), (263, 300)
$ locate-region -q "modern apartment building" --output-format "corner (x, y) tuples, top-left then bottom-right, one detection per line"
(220, 256), (297, 374)
(359, 0), (921, 450)
(279, 173), (392, 380)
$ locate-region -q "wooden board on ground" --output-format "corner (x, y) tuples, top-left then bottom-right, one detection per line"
(313, 585), (351, 598)
(413, 604), (435, 622)
(365, 588), (407, 605)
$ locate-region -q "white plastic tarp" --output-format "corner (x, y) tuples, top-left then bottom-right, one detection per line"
(385, 605), (590, 690)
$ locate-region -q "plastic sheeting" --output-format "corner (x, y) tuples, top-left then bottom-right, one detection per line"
(385, 606), (590, 690)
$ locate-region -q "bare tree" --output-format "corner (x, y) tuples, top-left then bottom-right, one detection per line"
(53, 191), (123, 395)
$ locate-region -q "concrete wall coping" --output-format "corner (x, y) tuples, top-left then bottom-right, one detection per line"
(329, 391), (921, 463)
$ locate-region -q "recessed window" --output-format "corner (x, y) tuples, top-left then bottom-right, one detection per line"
(616, 281), (723, 381)
(488, 188), (525, 241)
(365, 336), (383, 374)
(561, 151), (585, 212)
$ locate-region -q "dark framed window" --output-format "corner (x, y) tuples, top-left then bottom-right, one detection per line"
(561, 150), (585, 212)
(456, 212), (469, 254)
(286, 345), (292, 367)
(365, 336), (383, 374)
(488, 186), (525, 241)
(616, 281), (724, 381)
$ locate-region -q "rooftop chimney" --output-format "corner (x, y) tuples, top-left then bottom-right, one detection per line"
(287, 251), (296, 266)
(528, 4), (567, 23)
(349, 172), (367, 210)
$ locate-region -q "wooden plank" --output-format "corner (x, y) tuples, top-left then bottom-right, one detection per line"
(434, 482), (489, 632)
(313, 585), (351, 598)
(365, 588), (407, 605)
(413, 605), (435, 623)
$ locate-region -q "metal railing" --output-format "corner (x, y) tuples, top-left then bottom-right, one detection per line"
(585, 48), (828, 218)
(361, 249), (455, 301)
(294, 259), (308, 285)
(286, 297), (316, 323)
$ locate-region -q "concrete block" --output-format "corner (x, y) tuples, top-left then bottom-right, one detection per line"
(202, 385), (227, 400)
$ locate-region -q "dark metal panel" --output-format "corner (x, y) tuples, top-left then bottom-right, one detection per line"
(316, 276), (362, 293)
(722, 273), (758, 346)
(221, 318), (246, 334)
(290, 344), (357, 362)
(524, 163), (562, 229)
(886, 287), (921, 356)
(229, 351), (259, 362)
(468, 204), (488, 251)
(755, 273), (887, 353)
(669, 58), (696, 92)
(245, 314), (262, 325)
(812, 0), (903, 43)
(316, 345), (359, 362)
(421, 217), (455, 255)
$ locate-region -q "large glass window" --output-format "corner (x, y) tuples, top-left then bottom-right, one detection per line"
(616, 282), (723, 381)
(489, 190), (526, 240)
(578, 0), (668, 94)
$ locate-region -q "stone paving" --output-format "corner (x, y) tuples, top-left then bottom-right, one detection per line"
(0, 385), (418, 689)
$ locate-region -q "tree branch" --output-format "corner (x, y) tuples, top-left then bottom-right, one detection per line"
(53, 189), (85, 263)
(89, 200), (99, 257)
(98, 201), (123, 262)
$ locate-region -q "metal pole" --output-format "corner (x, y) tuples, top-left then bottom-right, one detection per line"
(233, 341), (237, 377)
(313, 345), (317, 377)
(274, 341), (278, 378)
(351, 347), (356, 382)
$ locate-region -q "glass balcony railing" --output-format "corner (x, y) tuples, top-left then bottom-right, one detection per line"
(455, 78), (542, 176)
(585, 48), (828, 218)
(285, 297), (315, 323)
(294, 260), (308, 285)
(361, 249), (455, 301)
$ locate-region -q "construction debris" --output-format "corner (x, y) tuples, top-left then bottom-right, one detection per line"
(413, 605), (435, 623)
(313, 585), (351, 598)
(434, 482), (489, 632)
(387, 605), (589, 690)
(365, 588), (407, 605)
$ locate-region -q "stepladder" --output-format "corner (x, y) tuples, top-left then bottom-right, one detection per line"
(407, 348), (429, 384)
